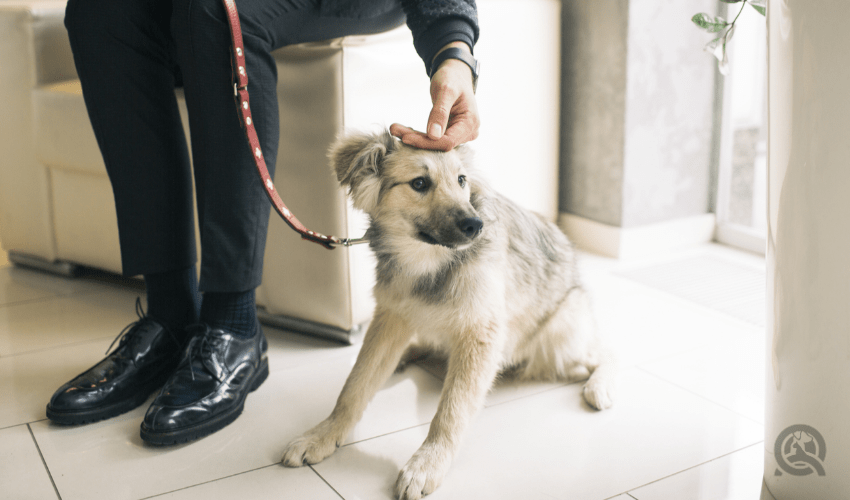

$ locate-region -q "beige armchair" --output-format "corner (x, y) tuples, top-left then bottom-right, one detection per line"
(0, 0), (561, 343)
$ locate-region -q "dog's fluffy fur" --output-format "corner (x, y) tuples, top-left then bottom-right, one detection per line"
(281, 131), (616, 499)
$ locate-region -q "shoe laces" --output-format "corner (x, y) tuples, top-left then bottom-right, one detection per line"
(104, 297), (181, 356)
(184, 324), (226, 381)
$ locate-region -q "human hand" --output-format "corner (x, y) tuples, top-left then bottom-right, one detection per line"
(391, 42), (479, 152)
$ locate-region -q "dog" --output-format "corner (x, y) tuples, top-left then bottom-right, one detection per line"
(281, 130), (616, 500)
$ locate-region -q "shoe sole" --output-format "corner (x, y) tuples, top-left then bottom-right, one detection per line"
(139, 358), (269, 446)
(46, 384), (159, 426)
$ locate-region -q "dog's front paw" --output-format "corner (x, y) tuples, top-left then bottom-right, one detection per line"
(281, 420), (343, 467)
(394, 444), (452, 500)
(582, 377), (614, 410)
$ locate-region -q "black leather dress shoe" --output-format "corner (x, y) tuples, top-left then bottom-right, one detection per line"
(139, 321), (269, 445)
(46, 301), (187, 425)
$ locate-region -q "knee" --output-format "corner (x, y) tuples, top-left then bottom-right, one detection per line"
(171, 0), (269, 50)
(170, 0), (228, 38)
(64, 0), (122, 36)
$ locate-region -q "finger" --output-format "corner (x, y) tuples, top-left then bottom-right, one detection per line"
(390, 123), (453, 151)
(393, 113), (476, 151)
(397, 129), (455, 152)
(389, 123), (416, 139)
(427, 86), (458, 141)
(440, 117), (475, 149)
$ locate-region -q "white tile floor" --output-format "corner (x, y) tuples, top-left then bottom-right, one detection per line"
(0, 244), (767, 500)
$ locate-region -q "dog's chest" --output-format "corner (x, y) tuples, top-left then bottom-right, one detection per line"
(376, 261), (504, 345)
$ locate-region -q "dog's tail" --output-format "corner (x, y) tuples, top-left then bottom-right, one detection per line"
(582, 350), (617, 411)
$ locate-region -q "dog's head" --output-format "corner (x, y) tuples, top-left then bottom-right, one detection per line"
(331, 130), (484, 252)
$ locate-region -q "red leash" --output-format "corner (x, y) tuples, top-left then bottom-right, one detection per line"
(221, 0), (367, 249)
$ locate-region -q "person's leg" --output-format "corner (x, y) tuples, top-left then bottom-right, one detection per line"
(170, 0), (404, 336)
(47, 0), (200, 425)
(64, 0), (201, 331)
(65, 0), (195, 278)
(137, 0), (405, 444)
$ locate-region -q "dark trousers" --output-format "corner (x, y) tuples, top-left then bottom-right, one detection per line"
(64, 0), (404, 292)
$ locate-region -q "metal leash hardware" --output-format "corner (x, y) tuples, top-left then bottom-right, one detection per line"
(221, 0), (368, 249)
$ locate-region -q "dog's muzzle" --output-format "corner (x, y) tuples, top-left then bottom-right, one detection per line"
(417, 213), (483, 248)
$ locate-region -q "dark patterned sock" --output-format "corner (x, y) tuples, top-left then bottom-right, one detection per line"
(144, 266), (201, 333)
(199, 289), (258, 338)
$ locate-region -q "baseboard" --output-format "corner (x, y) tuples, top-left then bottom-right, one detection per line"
(8, 251), (79, 276)
(558, 212), (716, 259)
(256, 306), (364, 345)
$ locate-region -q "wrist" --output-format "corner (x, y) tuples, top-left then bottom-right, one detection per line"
(431, 41), (471, 67)
(429, 43), (479, 92)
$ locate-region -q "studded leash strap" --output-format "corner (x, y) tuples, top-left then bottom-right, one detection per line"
(222, 0), (366, 249)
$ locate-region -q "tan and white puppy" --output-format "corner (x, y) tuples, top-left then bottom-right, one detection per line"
(281, 131), (616, 500)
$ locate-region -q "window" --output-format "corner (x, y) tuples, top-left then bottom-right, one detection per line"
(714, 4), (767, 254)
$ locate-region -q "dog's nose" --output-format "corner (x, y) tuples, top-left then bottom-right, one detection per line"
(458, 217), (483, 239)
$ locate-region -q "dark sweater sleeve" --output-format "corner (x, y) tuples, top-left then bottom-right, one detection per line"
(400, 0), (479, 74)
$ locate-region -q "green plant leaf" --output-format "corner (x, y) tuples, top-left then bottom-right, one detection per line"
(692, 13), (729, 33)
(704, 25), (734, 76)
(749, 0), (766, 15)
(719, 0), (744, 3)
(750, 5), (766, 15)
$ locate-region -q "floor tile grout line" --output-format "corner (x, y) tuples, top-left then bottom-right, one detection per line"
(0, 296), (70, 310)
(136, 463), (282, 500)
(339, 383), (578, 448)
(342, 421), (431, 448)
(0, 287), (112, 311)
(482, 382), (571, 409)
(603, 492), (636, 500)
(134, 461), (347, 500)
(308, 464), (346, 499)
(0, 418), (49, 432)
(618, 441), (764, 497)
(27, 422), (62, 500)
(411, 358), (578, 410)
(636, 367), (765, 427)
(0, 335), (116, 360)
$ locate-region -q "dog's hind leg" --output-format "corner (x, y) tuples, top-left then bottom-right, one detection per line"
(517, 288), (617, 410)
(395, 321), (504, 500)
(281, 309), (413, 467)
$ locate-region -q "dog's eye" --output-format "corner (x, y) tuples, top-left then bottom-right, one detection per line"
(458, 175), (467, 188)
(410, 177), (430, 192)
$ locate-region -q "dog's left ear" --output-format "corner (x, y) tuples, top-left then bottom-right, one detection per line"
(330, 131), (397, 213)
(455, 143), (475, 167)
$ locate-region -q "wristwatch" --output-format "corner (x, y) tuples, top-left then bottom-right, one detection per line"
(429, 47), (480, 93)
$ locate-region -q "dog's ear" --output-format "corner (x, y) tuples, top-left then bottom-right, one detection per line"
(455, 143), (475, 167)
(330, 131), (396, 213)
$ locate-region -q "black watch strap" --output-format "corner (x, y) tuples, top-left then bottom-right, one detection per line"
(429, 47), (479, 93)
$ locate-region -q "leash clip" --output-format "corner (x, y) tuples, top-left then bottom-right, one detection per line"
(330, 236), (370, 248)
